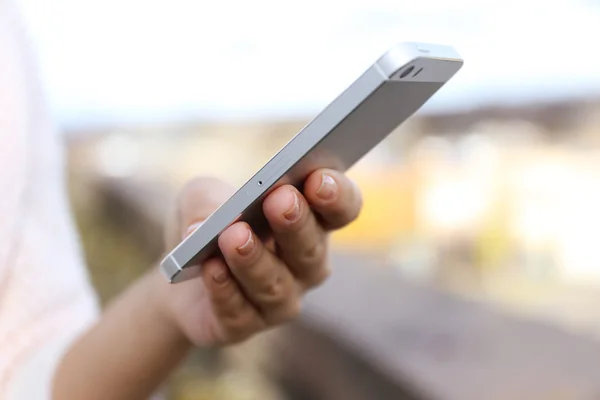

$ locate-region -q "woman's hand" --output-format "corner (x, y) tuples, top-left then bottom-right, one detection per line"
(54, 169), (362, 400)
(156, 169), (363, 347)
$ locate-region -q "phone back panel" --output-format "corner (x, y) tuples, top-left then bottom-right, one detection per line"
(162, 43), (463, 283)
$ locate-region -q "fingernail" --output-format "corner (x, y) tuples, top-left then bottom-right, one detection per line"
(183, 221), (204, 239)
(212, 268), (229, 284)
(316, 173), (337, 200)
(236, 228), (254, 256)
(284, 191), (301, 222)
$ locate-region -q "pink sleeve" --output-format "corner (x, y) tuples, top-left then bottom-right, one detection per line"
(0, 1), (100, 398)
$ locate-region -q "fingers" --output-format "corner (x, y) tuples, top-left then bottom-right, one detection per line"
(262, 185), (330, 289)
(166, 171), (361, 341)
(200, 258), (265, 343)
(218, 222), (301, 325)
(303, 169), (363, 230)
(259, 169), (362, 289)
(165, 176), (235, 249)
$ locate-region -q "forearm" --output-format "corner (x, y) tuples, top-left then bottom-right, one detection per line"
(53, 270), (191, 400)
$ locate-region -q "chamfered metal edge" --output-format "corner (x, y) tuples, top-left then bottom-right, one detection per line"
(376, 42), (462, 78)
(160, 254), (181, 283)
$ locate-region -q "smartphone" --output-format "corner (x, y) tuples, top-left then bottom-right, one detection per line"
(161, 42), (463, 283)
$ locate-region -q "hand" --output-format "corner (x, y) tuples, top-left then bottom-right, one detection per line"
(155, 169), (362, 347)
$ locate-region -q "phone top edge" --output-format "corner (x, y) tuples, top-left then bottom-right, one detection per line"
(376, 42), (463, 79)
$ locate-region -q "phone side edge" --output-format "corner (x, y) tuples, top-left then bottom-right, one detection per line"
(159, 63), (391, 282)
(159, 43), (451, 283)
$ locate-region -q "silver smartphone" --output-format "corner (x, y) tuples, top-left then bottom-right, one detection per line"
(161, 42), (463, 283)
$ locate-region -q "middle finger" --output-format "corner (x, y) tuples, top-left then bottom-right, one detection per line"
(218, 221), (300, 325)
(262, 185), (330, 290)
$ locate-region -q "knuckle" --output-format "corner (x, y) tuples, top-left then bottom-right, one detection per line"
(221, 311), (261, 339)
(262, 279), (283, 298)
(235, 257), (272, 287)
(305, 264), (332, 288)
(212, 284), (244, 315)
(253, 275), (302, 324)
(301, 239), (326, 266)
(255, 273), (287, 304)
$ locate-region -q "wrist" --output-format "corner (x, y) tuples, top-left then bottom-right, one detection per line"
(54, 265), (193, 400)
(145, 267), (192, 350)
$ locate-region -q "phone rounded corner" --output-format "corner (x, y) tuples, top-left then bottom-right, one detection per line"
(377, 42), (463, 83)
(376, 44), (419, 78)
(377, 43), (462, 77)
(160, 255), (181, 283)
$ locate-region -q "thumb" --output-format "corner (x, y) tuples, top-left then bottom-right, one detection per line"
(164, 176), (236, 250)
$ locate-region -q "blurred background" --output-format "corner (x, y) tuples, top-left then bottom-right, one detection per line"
(14, 0), (600, 398)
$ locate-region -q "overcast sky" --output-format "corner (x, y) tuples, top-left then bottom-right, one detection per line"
(16, 0), (600, 129)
